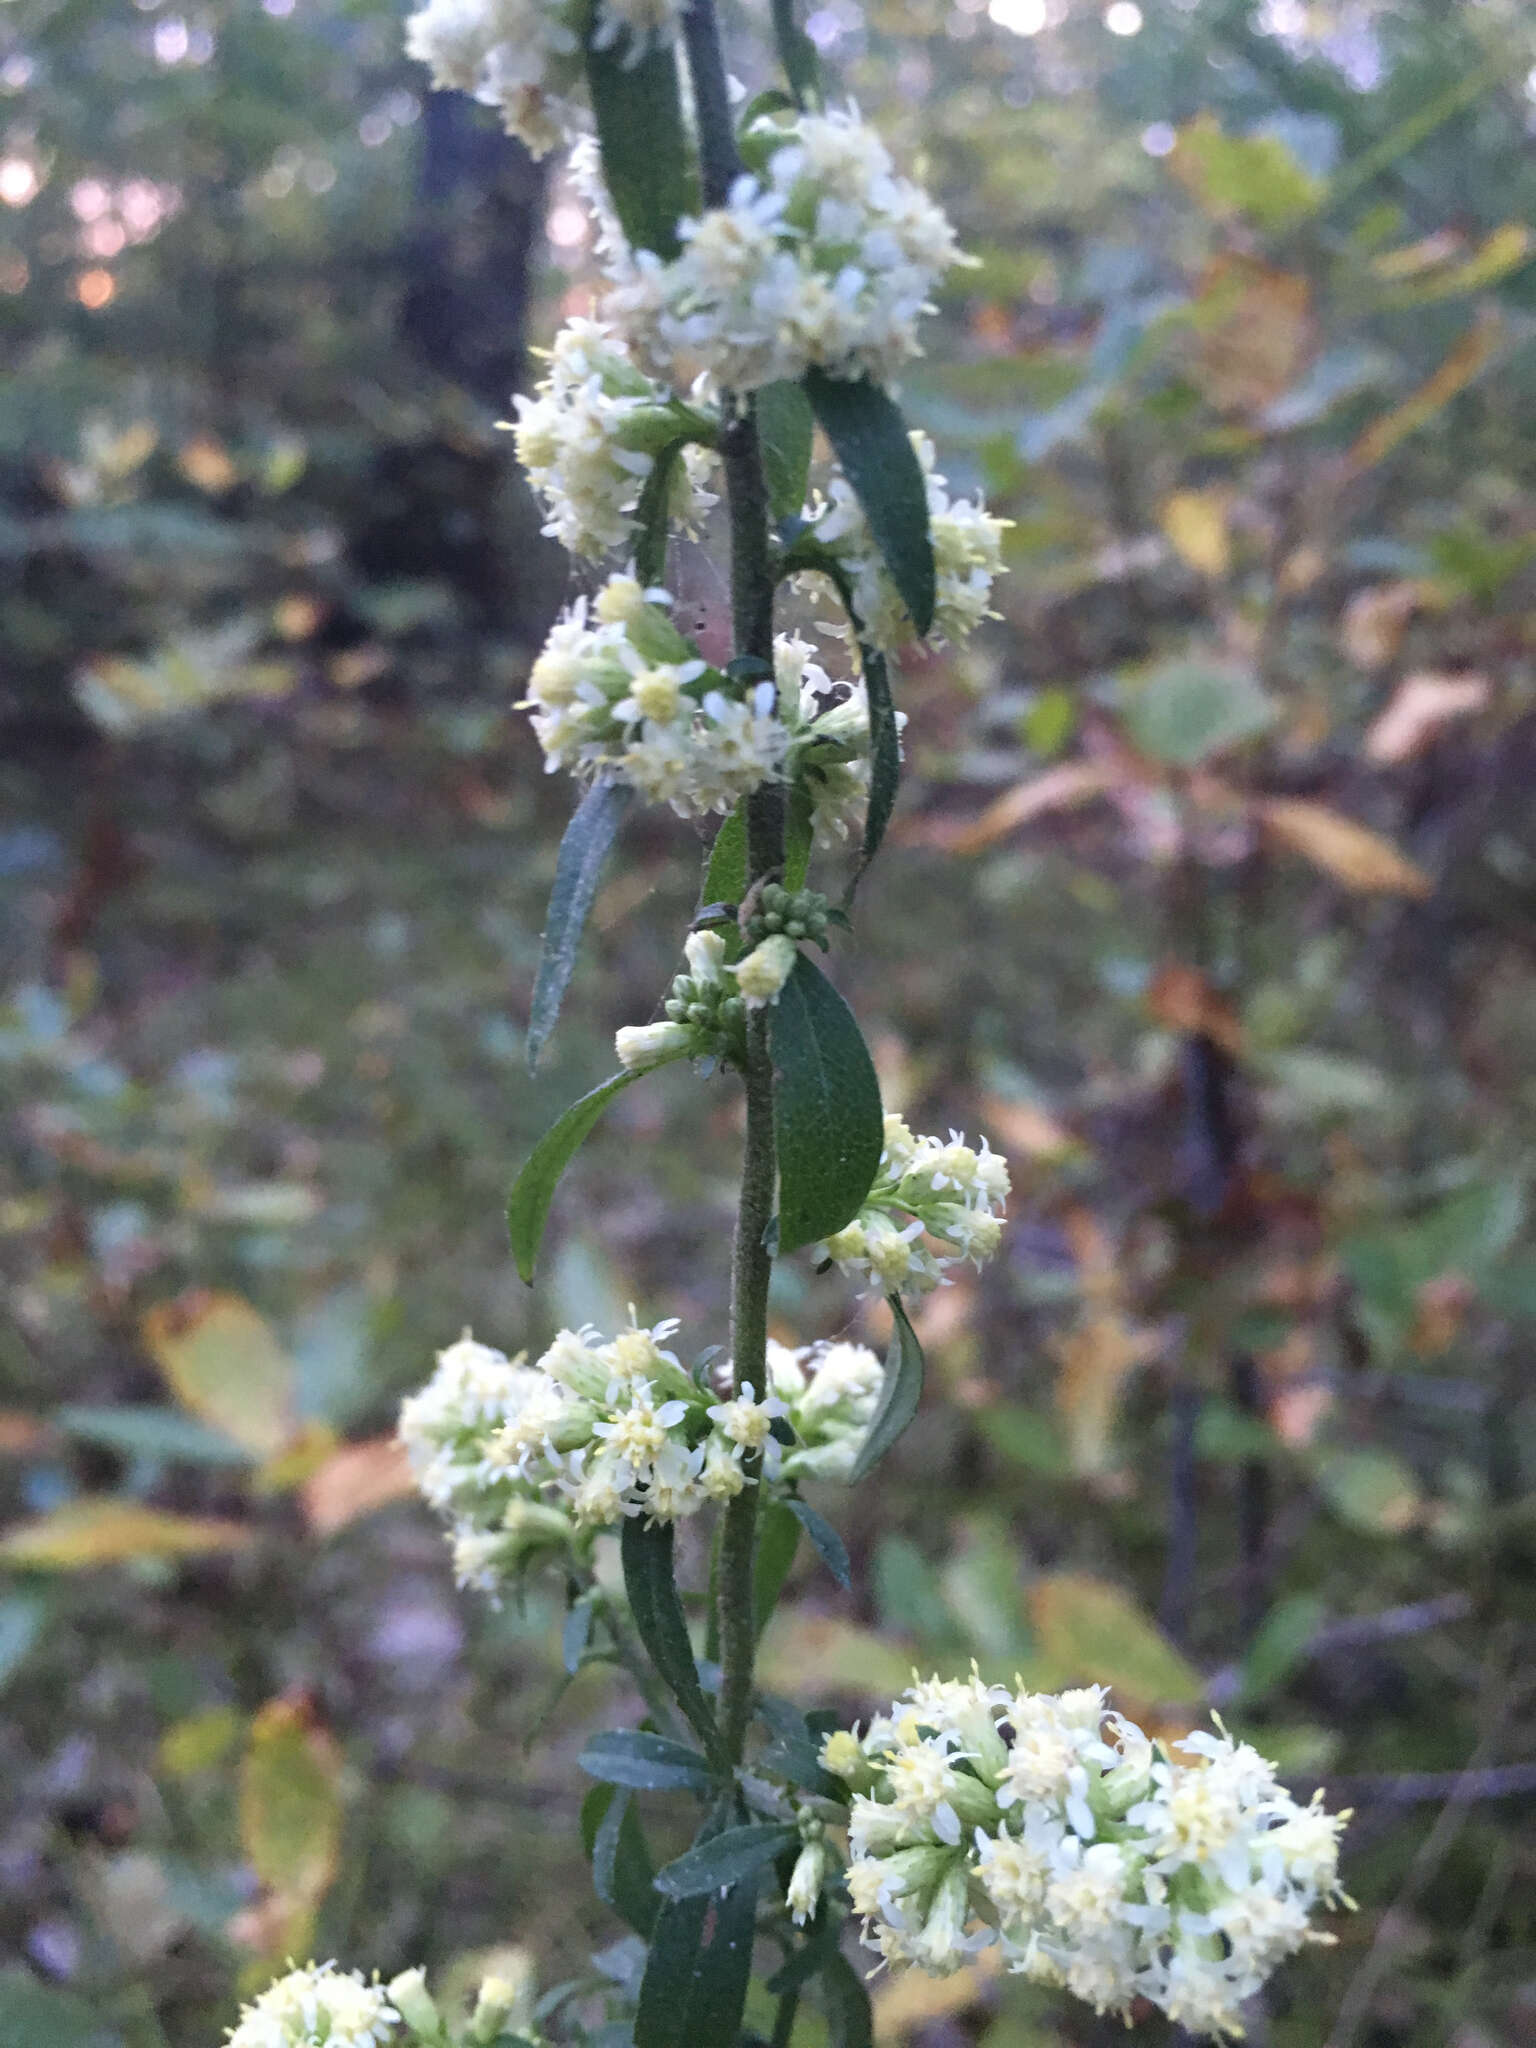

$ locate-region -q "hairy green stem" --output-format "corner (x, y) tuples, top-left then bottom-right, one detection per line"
(680, 0), (784, 1772)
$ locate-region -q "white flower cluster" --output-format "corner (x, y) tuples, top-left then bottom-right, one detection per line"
(818, 1114), (1010, 1296)
(766, 1336), (884, 1481)
(821, 1676), (1350, 2038)
(594, 107), (965, 391)
(510, 317), (718, 560)
(224, 1961), (399, 2048)
(521, 574), (787, 817)
(398, 1324), (790, 1588)
(404, 0), (686, 157)
(802, 432), (1008, 654)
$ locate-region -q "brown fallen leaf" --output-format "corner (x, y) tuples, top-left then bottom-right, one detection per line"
(1052, 1311), (1160, 1475)
(1339, 580), (1426, 670)
(1192, 256), (1314, 413)
(1146, 962), (1245, 1056)
(977, 1090), (1075, 1160)
(301, 1437), (415, 1536)
(944, 761), (1115, 855)
(1365, 671), (1489, 764)
(1256, 797), (1432, 897)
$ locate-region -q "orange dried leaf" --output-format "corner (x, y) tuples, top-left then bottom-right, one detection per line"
(1365, 671), (1489, 764)
(948, 762), (1115, 854)
(301, 1437), (414, 1537)
(1257, 798), (1432, 898)
(1146, 963), (1245, 1055)
(1345, 314), (1502, 476)
(976, 1091), (1074, 1160)
(1192, 257), (1314, 414)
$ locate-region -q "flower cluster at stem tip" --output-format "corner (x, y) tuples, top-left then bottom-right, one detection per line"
(807, 1675), (1351, 2039)
(819, 1113), (1012, 1296)
(398, 1324), (884, 1591)
(223, 1956), (535, 2047)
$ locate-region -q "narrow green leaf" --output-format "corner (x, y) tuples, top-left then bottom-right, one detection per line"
(595, 1787), (661, 1938)
(770, 953), (883, 1253)
(820, 1950), (873, 2048)
(528, 775), (631, 1071)
(754, 1499), (802, 1638)
(786, 1497), (851, 1590)
(578, 1729), (713, 1793)
(769, 0), (821, 108)
(584, 35), (698, 260)
(635, 1863), (762, 2048)
(848, 1297), (925, 1481)
(804, 371), (934, 637)
(563, 1595), (596, 1675)
(634, 442), (683, 589)
(621, 1516), (720, 1755)
(702, 801), (748, 912)
(507, 1071), (638, 1284)
(757, 381), (815, 522)
(654, 1821), (798, 1899)
(858, 646), (899, 879)
(54, 1404), (252, 1467)
(756, 1697), (845, 1798)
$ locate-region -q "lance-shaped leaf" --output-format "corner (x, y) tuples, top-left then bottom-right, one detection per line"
(584, 36), (698, 261)
(757, 380), (815, 522)
(633, 442), (684, 589)
(702, 801), (748, 912)
(804, 371), (934, 637)
(583, 1784), (660, 1939)
(786, 1496), (851, 1589)
(858, 645), (899, 879)
(653, 1821), (798, 1899)
(753, 1498), (802, 1636)
(635, 1858), (762, 2048)
(528, 776), (631, 1071)
(507, 1071), (639, 1283)
(770, 953), (883, 1253)
(769, 0), (820, 107)
(849, 1296), (925, 1481)
(578, 1729), (713, 1794)
(621, 1516), (720, 1756)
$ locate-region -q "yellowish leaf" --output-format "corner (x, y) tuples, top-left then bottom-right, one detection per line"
(1051, 1313), (1160, 1476)
(159, 1704), (244, 1778)
(1346, 313), (1502, 475)
(301, 1437), (414, 1536)
(1029, 1572), (1203, 1705)
(1168, 113), (1324, 229)
(1257, 797), (1432, 898)
(1375, 222), (1532, 305)
(1159, 488), (1232, 579)
(239, 1695), (344, 1931)
(1365, 671), (1489, 764)
(756, 1615), (915, 1702)
(0, 1497), (251, 1569)
(1339, 580), (1427, 669)
(176, 436), (239, 494)
(253, 1419), (338, 1496)
(141, 1290), (298, 1458)
(945, 762), (1115, 855)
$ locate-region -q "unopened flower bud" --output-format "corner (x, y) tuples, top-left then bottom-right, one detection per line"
(684, 927), (728, 983)
(387, 1966), (442, 2037)
(734, 933), (797, 1009)
(616, 1021), (694, 1074)
(786, 1836), (829, 1925)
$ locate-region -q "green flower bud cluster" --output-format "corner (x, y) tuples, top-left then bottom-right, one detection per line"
(744, 882), (831, 950)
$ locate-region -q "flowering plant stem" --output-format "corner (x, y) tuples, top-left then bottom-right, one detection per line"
(678, 0), (786, 1769)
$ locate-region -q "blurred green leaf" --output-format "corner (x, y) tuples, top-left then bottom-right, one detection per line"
(1120, 659), (1278, 767)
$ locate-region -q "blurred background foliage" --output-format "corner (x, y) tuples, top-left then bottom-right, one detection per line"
(3, 0), (1536, 2042)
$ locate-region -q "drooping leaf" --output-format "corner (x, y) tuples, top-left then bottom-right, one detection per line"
(858, 646), (899, 877)
(849, 1297), (925, 1482)
(527, 775), (631, 1071)
(756, 380), (815, 522)
(578, 1729), (714, 1794)
(620, 1516), (720, 1755)
(1256, 797), (1432, 898)
(634, 442), (683, 588)
(507, 1071), (639, 1284)
(653, 1822), (798, 1899)
(821, 1950), (874, 2048)
(0, 1498), (251, 1570)
(239, 1695), (344, 1926)
(753, 1499), (802, 1637)
(588, 1784), (661, 1939)
(1029, 1573), (1203, 1704)
(584, 35), (697, 261)
(770, 953), (883, 1254)
(635, 1858), (761, 2048)
(768, 0), (820, 108)
(140, 1290), (298, 1458)
(786, 1497), (851, 1590)
(804, 371), (934, 637)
